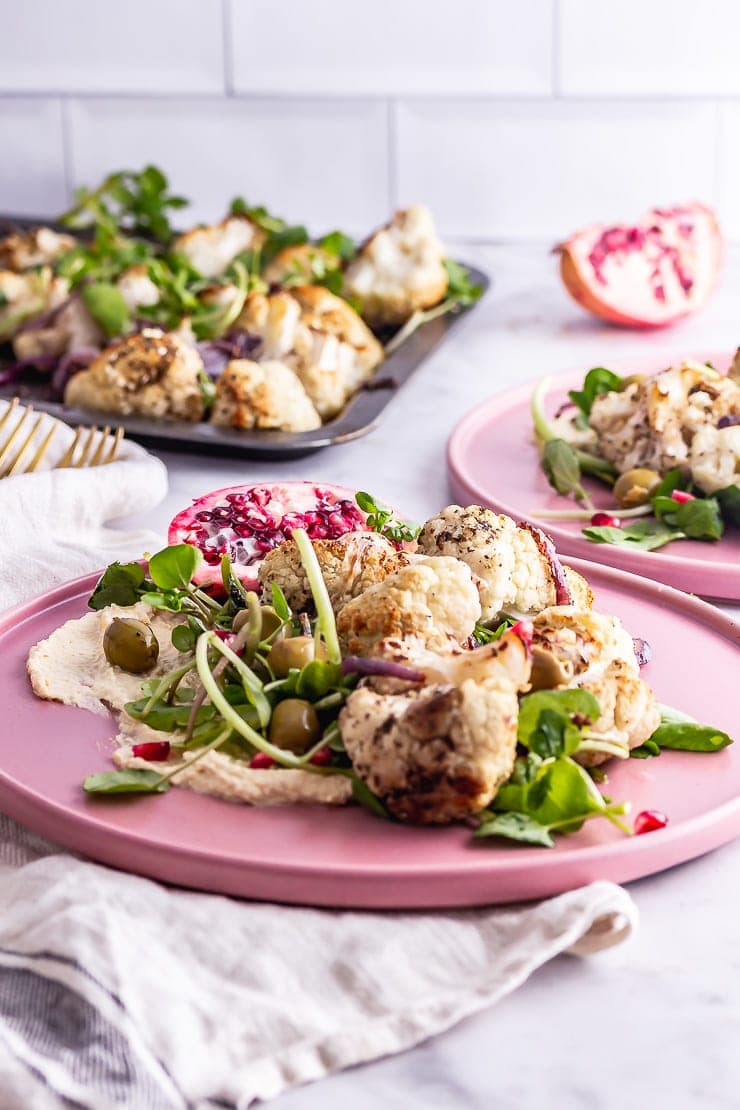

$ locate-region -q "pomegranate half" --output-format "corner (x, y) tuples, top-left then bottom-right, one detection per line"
(557, 202), (722, 328)
(168, 481), (368, 590)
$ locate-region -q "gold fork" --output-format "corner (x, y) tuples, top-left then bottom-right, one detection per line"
(0, 398), (124, 477)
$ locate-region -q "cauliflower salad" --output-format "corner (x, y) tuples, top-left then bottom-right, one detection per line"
(532, 357), (740, 551)
(28, 483), (731, 848)
(0, 166), (482, 433)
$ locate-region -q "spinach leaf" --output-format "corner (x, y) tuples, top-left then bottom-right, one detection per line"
(583, 519), (682, 551)
(518, 689), (601, 757)
(148, 543), (202, 590)
(475, 811), (555, 848)
(568, 367), (623, 419)
(653, 495), (724, 541)
(717, 485), (740, 528)
(83, 770), (169, 794)
(81, 282), (131, 337)
(651, 705), (732, 752)
(88, 561), (146, 610)
(542, 438), (589, 502)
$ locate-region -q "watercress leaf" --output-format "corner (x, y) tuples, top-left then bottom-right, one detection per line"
(568, 367), (623, 419)
(139, 591), (185, 612)
(148, 543), (203, 590)
(83, 770), (169, 794)
(171, 623), (196, 652)
(88, 561), (145, 610)
(355, 491), (377, 513)
(717, 484), (740, 528)
(508, 752), (544, 785)
(675, 497), (724, 541)
(442, 259), (483, 305)
(475, 811), (554, 848)
(81, 282), (131, 337)
(650, 705), (732, 752)
(319, 230), (356, 261)
(542, 438), (583, 498)
(583, 520), (683, 551)
(270, 582), (292, 623)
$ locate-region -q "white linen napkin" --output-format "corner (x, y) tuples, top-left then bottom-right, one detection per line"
(0, 414), (638, 1109)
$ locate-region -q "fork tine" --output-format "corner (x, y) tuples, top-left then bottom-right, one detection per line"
(57, 426), (83, 468)
(104, 426), (124, 464)
(26, 421), (59, 473)
(89, 425), (110, 467)
(0, 397), (20, 437)
(0, 405), (33, 470)
(74, 425), (98, 468)
(5, 412), (46, 477)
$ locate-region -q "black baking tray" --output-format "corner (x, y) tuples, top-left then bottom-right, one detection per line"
(0, 215), (489, 459)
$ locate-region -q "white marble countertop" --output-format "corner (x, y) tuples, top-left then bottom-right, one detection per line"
(129, 243), (740, 1109)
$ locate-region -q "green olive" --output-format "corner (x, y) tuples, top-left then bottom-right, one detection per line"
(268, 698), (321, 754)
(259, 605), (284, 641)
(529, 646), (569, 691)
(103, 618), (159, 673)
(266, 635), (327, 677)
(613, 467), (662, 508)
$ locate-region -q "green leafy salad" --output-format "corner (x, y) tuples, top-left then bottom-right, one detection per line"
(531, 359), (740, 552)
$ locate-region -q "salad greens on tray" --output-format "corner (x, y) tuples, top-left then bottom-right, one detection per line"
(532, 356), (740, 551)
(26, 481), (732, 849)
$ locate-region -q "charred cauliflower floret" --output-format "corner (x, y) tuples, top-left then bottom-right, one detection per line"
(259, 531), (406, 613)
(589, 362), (740, 482)
(336, 556), (481, 656)
(339, 631), (531, 824)
(13, 291), (102, 364)
(236, 285), (383, 419)
(0, 226), (75, 272)
(417, 506), (593, 622)
(531, 606), (660, 764)
(211, 359), (321, 432)
(343, 205), (448, 328)
(173, 215), (265, 279)
(65, 328), (205, 420)
(689, 424), (740, 494)
(0, 268), (69, 343)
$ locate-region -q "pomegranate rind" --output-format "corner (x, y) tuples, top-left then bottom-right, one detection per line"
(557, 203), (723, 328)
(168, 481), (370, 590)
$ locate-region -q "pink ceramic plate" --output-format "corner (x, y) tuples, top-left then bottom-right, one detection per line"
(447, 351), (740, 600)
(0, 565), (738, 909)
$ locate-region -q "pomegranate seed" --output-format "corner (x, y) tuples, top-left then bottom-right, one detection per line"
(309, 746), (333, 766)
(131, 741), (171, 761)
(509, 620), (534, 648)
(591, 512), (620, 528)
(249, 752), (275, 769)
(671, 490), (695, 504)
(634, 810), (668, 835)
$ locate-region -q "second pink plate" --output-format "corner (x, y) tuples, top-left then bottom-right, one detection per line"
(0, 562), (737, 908)
(447, 351), (740, 600)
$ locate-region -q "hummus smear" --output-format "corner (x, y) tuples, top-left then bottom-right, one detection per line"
(27, 602), (352, 807)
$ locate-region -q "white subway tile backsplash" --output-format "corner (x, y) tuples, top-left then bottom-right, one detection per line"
(230, 0), (553, 95)
(0, 1), (224, 94)
(559, 0), (740, 96)
(396, 100), (718, 240)
(716, 103), (740, 240)
(0, 99), (66, 216)
(67, 99), (390, 234)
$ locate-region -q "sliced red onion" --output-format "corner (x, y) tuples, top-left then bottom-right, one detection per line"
(718, 414), (740, 429)
(197, 332), (261, 378)
(341, 656), (425, 683)
(50, 346), (99, 398)
(632, 638), (652, 667)
(15, 294), (73, 335)
(0, 355), (57, 386)
(518, 521), (572, 606)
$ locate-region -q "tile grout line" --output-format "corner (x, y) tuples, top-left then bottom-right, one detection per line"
(551, 0), (561, 97)
(387, 99), (398, 211)
(221, 0), (234, 96)
(59, 97), (74, 202)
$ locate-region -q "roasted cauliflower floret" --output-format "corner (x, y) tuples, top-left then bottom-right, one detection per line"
(336, 556), (481, 656)
(589, 362), (740, 480)
(236, 286), (383, 419)
(0, 226), (75, 272)
(259, 531), (406, 613)
(211, 359), (321, 432)
(531, 606), (659, 764)
(116, 265), (160, 313)
(263, 243), (336, 286)
(13, 292), (102, 364)
(339, 631), (531, 824)
(0, 268), (69, 343)
(173, 215), (265, 279)
(689, 424), (740, 494)
(64, 328), (205, 421)
(343, 205), (448, 328)
(417, 506), (592, 622)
